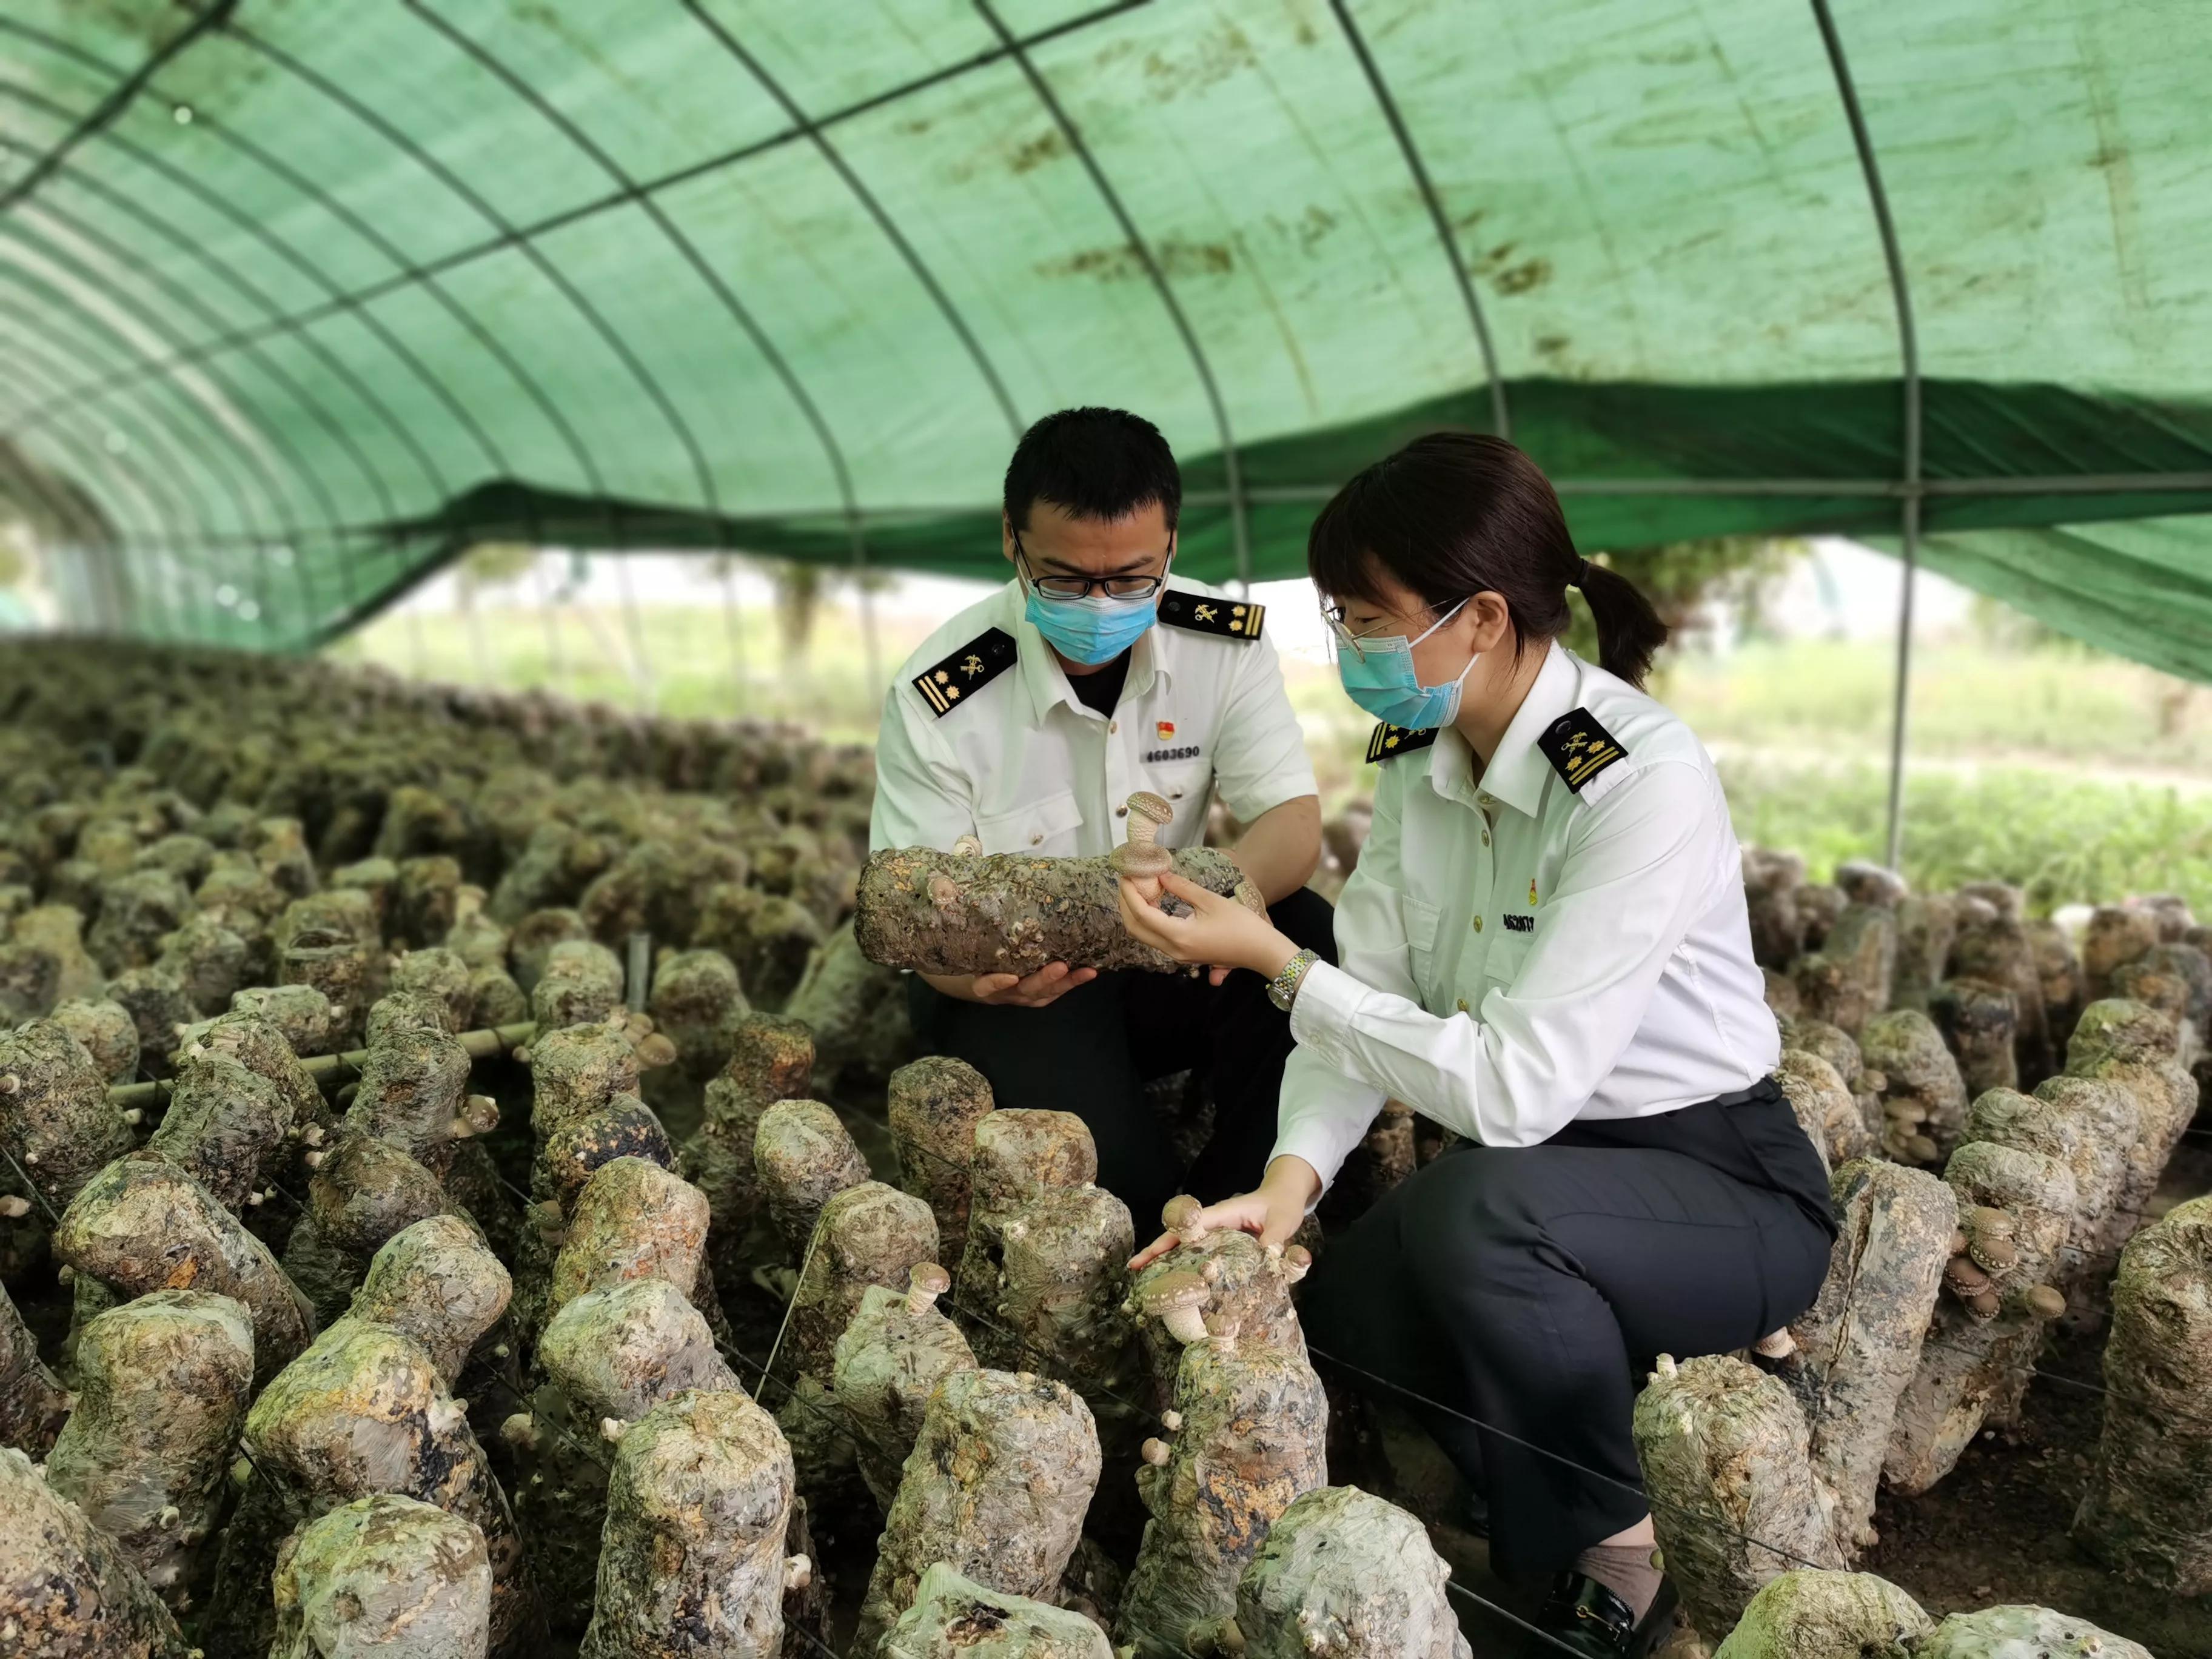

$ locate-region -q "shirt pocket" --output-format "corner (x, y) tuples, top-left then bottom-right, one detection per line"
(1146, 757), (1213, 842)
(1481, 930), (1533, 993)
(974, 790), (1085, 856)
(1399, 891), (1441, 996)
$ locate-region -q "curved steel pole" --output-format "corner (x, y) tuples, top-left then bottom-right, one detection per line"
(1811, 0), (1921, 873)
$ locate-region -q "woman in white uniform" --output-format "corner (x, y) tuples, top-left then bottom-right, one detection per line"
(1120, 434), (1835, 1657)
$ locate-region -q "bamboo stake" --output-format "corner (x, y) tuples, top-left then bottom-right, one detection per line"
(106, 1022), (537, 1111)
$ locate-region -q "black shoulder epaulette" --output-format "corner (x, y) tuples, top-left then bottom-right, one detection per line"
(911, 626), (1016, 718)
(1366, 723), (1438, 764)
(1158, 588), (1265, 640)
(1537, 707), (1629, 793)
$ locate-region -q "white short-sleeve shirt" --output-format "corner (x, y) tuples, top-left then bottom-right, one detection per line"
(1272, 641), (1780, 1191)
(868, 577), (1318, 859)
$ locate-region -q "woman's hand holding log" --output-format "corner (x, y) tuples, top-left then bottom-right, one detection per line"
(1128, 1156), (1320, 1271)
(1116, 870), (1298, 987)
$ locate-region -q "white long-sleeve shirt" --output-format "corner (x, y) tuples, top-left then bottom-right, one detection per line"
(1272, 642), (1778, 1193)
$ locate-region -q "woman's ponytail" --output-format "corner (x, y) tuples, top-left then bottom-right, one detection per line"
(1575, 559), (1669, 690)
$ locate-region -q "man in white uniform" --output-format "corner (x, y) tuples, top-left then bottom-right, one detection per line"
(870, 407), (1331, 1222)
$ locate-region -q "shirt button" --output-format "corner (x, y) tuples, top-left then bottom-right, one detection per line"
(1456, 998), (1469, 1013)
(1030, 833), (1044, 846)
(1114, 805), (1128, 818)
(1109, 720), (1119, 733)
(1480, 830), (1490, 846)
(1472, 915), (1484, 933)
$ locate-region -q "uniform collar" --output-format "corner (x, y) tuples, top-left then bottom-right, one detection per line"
(1425, 639), (1578, 819)
(1000, 578), (1168, 728)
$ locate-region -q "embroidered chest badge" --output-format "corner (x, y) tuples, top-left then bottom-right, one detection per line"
(1537, 708), (1628, 794)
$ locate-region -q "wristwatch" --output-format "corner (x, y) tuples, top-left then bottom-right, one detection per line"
(1267, 948), (1321, 1012)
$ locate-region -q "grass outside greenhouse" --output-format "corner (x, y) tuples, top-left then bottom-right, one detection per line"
(330, 583), (2212, 918)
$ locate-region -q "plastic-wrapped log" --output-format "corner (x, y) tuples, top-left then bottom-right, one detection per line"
(1774, 1050), (1858, 1171)
(2024, 920), (2083, 1047)
(2072, 1195), (2212, 1591)
(954, 1109), (1096, 1330)
(0, 1444), (193, 1658)
(679, 1016), (814, 1293)
(1631, 1353), (1846, 1638)
(0, 1016), (136, 1208)
(54, 1153), (314, 1386)
(244, 1319), (529, 1656)
(856, 1369), (1101, 1653)
(1928, 979), (2019, 1098)
(511, 908), (591, 994)
(887, 1054), (996, 1247)
(1709, 1570), (1931, 1659)
(833, 1276), (979, 1511)
(1968, 1082), (2136, 1288)
(1861, 1010), (1968, 1164)
(1127, 1230), (1305, 1413)
(89, 869), (193, 974)
(528, 1019), (644, 1145)
(693, 884), (824, 1011)
(2068, 998), (2199, 1261)
(645, 948), (745, 1084)
(1892, 894), (1959, 1014)
(580, 1389), (796, 1659)
(1116, 1335), (1328, 1657)
(389, 947), (476, 1034)
(1, 1280), (71, 1455)
(1914, 1605), (2151, 1659)
(1834, 862), (1906, 910)
(447, 891), (513, 977)
(468, 965), (530, 1030)
(1950, 915), (2053, 1087)
(991, 1184), (1136, 1384)
(1883, 1142), (2075, 1495)
(107, 969), (201, 1075)
(2082, 906), (2159, 1001)
(785, 921), (918, 1091)
(1317, 1099), (1417, 1225)
(545, 1157), (711, 1328)
(756, 1098), (871, 1264)
(534, 1094), (674, 1212)
(287, 1130), (455, 1326)
(885, 1563), (1112, 1658)
(788, 1180), (938, 1384)
(49, 996), (141, 1082)
(156, 914), (250, 1016)
(146, 1049), (295, 1213)
(531, 939), (626, 1031)
(195, 1010), (330, 1136)
(1792, 904), (1895, 1037)
(1774, 1159), (1955, 1554)
(1741, 849), (1806, 971)
(1232, 1486), (1471, 1659)
(491, 828), (606, 927)
(343, 994), (478, 1178)
(856, 845), (1262, 977)
(1784, 1019), (1881, 1148)
(352, 1215), (513, 1385)
(45, 1290), (253, 1603)
(270, 1492), (493, 1659)
(392, 856), (464, 951)
(12, 904), (104, 1005)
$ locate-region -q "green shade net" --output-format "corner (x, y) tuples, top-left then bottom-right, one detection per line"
(1, 0), (2208, 675)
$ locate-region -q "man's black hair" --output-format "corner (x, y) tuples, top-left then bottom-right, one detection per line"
(1002, 406), (1181, 532)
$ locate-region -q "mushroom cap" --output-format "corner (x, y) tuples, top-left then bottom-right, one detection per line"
(1161, 1195), (1204, 1232)
(2022, 1284), (2067, 1319)
(1126, 791), (1174, 825)
(1111, 841), (1174, 877)
(910, 1262), (951, 1296)
(1140, 1269), (1208, 1312)
(1965, 1206), (2016, 1239)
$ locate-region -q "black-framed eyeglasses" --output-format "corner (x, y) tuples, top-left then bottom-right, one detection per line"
(1013, 529), (1174, 602)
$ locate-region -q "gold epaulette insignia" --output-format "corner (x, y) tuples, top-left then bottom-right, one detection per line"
(911, 626), (1016, 717)
(1158, 588), (1264, 640)
(1365, 723), (1438, 764)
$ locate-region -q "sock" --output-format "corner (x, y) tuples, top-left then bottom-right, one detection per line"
(1573, 1541), (1663, 1623)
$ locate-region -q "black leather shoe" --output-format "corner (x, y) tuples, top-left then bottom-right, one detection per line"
(1536, 1572), (1678, 1659)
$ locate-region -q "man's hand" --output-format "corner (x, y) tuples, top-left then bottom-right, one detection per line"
(1128, 1155), (1320, 1271)
(923, 962), (1098, 1008)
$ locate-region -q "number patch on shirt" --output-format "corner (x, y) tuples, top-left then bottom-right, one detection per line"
(1537, 708), (1627, 793)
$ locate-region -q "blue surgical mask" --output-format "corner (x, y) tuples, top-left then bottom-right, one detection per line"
(1335, 598), (1478, 729)
(1023, 585), (1159, 666)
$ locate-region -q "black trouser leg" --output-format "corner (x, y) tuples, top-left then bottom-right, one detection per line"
(1123, 886), (1338, 1205)
(905, 973), (1180, 1228)
(1298, 1114), (1832, 1577)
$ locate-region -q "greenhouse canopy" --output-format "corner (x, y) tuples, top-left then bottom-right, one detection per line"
(1, 0), (2209, 680)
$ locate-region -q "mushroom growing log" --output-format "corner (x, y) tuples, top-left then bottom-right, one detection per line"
(0, 1444), (194, 1659)
(1126, 1224), (1305, 1413)
(146, 1049), (297, 1215)
(546, 1157), (712, 1327)
(1708, 1570), (1931, 1659)
(44, 1289), (255, 1604)
(788, 1180), (939, 1385)
(989, 1183), (1136, 1384)
(680, 1014), (815, 1293)
(856, 843), (1262, 977)
(1631, 1353), (1846, 1638)
(2072, 1195), (2212, 1592)
(785, 921), (918, 1092)
(1928, 979), (2020, 1099)
(1914, 1604), (2151, 1659)
(883, 1562), (1112, 1658)
(269, 1493), (493, 1659)
(1774, 1050), (1860, 1170)
(580, 1389), (797, 1659)
(1232, 1486), (1471, 1659)
(755, 1099), (872, 1265)
(0, 1016), (136, 1209)
(833, 1269), (979, 1511)
(887, 1054), (996, 1246)
(1775, 1158), (1956, 1554)
(1, 1279), (72, 1455)
(1792, 903), (1895, 1037)
(855, 1369), (1102, 1654)
(953, 1109), (1096, 1339)
(1115, 1333), (1329, 1656)
(2066, 999), (2199, 1262)
(1860, 1010), (1969, 1164)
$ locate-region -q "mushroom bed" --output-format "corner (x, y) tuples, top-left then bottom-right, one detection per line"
(0, 640), (2205, 1659)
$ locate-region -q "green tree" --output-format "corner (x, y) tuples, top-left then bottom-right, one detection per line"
(1565, 537), (1805, 673)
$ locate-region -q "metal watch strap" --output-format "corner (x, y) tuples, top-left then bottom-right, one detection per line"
(1268, 948), (1320, 1012)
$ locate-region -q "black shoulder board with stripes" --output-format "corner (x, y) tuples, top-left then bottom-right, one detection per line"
(1158, 588), (1265, 640)
(910, 627), (1016, 719)
(1365, 722), (1438, 764)
(1537, 706), (1629, 793)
